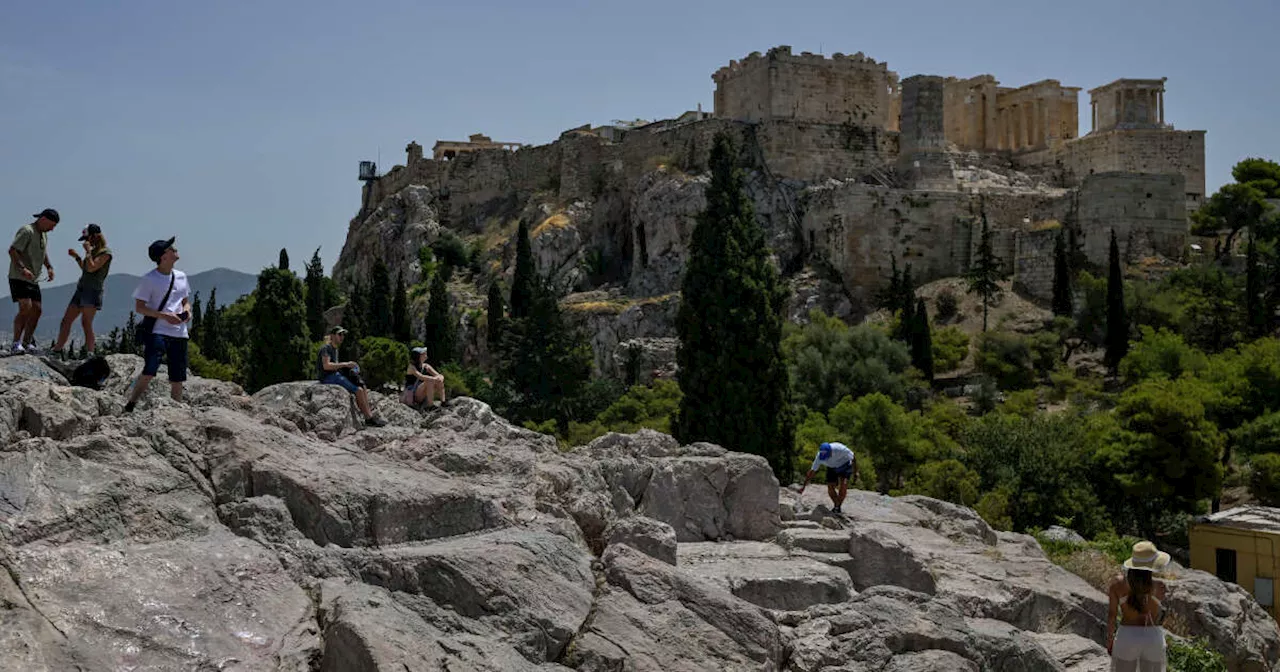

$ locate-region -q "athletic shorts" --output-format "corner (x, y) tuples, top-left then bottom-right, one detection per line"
(1111, 625), (1165, 670)
(142, 333), (189, 382)
(825, 463), (854, 484)
(8, 278), (40, 303)
(69, 285), (104, 309)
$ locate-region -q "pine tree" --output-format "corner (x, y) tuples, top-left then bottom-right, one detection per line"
(911, 297), (934, 382)
(424, 269), (456, 367)
(368, 260), (393, 338)
(121, 312), (138, 355)
(191, 291), (203, 344)
(278, 248), (290, 271)
(77, 342), (88, 359)
(674, 131), (794, 481)
(487, 281), (505, 354)
(965, 212), (1006, 332)
(1104, 230), (1129, 372)
(104, 327), (120, 354)
(304, 248), (327, 341)
(1245, 232), (1267, 338)
(1051, 229), (1073, 317)
(247, 266), (310, 392)
(392, 271), (411, 343)
(510, 220), (536, 319)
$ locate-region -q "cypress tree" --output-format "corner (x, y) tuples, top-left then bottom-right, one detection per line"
(278, 248), (290, 271)
(510, 220), (536, 319)
(876, 253), (902, 312)
(965, 212), (1005, 332)
(495, 272), (592, 432)
(1104, 230), (1129, 371)
(121, 312), (138, 355)
(369, 260), (393, 338)
(487, 281), (505, 353)
(392, 271), (411, 343)
(1245, 233), (1267, 338)
(104, 327), (120, 355)
(343, 279), (368, 361)
(304, 248), (327, 341)
(247, 266), (310, 392)
(191, 291), (203, 344)
(893, 264), (916, 343)
(203, 288), (224, 362)
(1051, 230), (1073, 317)
(911, 296), (934, 382)
(674, 131), (794, 481)
(424, 269), (456, 367)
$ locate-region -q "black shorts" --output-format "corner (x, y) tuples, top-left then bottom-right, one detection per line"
(825, 463), (854, 484)
(8, 278), (40, 303)
(142, 333), (189, 382)
(69, 285), (104, 309)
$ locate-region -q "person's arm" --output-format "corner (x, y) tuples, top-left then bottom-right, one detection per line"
(8, 246), (33, 279)
(43, 250), (53, 282)
(852, 454), (859, 484)
(322, 349), (351, 372)
(798, 469), (817, 493)
(408, 364), (432, 381)
(422, 363), (444, 379)
(1105, 578), (1119, 654)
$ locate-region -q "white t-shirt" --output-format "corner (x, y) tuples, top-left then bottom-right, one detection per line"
(132, 268), (191, 339)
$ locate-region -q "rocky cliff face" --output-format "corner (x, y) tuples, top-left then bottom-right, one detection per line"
(1, 355), (1275, 671)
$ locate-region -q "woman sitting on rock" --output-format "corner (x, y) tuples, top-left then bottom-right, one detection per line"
(402, 346), (445, 409)
(1107, 540), (1170, 670)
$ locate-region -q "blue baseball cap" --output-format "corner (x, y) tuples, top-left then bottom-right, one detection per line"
(819, 442), (832, 458)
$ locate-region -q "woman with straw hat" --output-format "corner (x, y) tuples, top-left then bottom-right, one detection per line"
(1107, 540), (1171, 670)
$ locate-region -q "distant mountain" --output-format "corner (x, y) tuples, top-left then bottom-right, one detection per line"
(0, 268), (257, 344)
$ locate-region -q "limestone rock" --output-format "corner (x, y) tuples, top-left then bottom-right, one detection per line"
(626, 171), (707, 297)
(1162, 566), (1280, 672)
(680, 541), (853, 611)
(604, 515), (678, 565)
(1041, 525), (1087, 545)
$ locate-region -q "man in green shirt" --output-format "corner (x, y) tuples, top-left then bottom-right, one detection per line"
(8, 208), (59, 354)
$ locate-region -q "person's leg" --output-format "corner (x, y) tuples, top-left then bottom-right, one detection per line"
(21, 300), (42, 347)
(55, 302), (82, 352)
(826, 484), (839, 510)
(414, 380), (432, 404)
(80, 306), (98, 354)
(12, 297), (32, 349)
(433, 376), (446, 403)
(836, 476), (849, 509)
(167, 337), (188, 402)
(126, 334), (165, 410)
(354, 387), (374, 418)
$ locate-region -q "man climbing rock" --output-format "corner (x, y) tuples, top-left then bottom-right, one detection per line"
(799, 442), (858, 515)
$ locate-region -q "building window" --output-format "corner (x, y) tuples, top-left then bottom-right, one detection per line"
(1216, 548), (1238, 584)
(1256, 577), (1274, 607)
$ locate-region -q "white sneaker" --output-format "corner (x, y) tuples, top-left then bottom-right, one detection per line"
(10, 342), (23, 354)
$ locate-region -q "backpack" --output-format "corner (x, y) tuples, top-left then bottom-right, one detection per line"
(70, 356), (111, 390)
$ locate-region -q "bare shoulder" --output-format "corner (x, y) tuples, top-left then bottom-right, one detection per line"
(1107, 575), (1127, 596)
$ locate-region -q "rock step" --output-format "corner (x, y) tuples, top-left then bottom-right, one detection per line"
(776, 528), (850, 554)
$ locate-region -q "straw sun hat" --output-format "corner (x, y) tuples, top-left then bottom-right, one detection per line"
(1123, 540), (1171, 572)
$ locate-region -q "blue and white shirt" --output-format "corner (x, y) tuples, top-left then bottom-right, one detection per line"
(811, 442), (855, 472)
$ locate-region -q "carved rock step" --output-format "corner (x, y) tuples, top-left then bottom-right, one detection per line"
(677, 541), (852, 611)
(776, 527), (851, 554)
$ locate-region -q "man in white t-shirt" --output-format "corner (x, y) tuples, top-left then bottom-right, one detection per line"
(124, 237), (192, 412)
(799, 441), (858, 515)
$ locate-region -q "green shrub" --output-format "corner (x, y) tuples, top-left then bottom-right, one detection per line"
(563, 379), (683, 447)
(935, 289), (959, 322)
(901, 459), (980, 507)
(975, 488), (1013, 531)
(431, 232), (470, 271)
(188, 341), (240, 384)
(1248, 453), (1280, 506)
(358, 337), (408, 392)
(976, 331), (1056, 390)
(1167, 636), (1226, 672)
(1234, 412), (1280, 456)
(932, 325), (970, 372)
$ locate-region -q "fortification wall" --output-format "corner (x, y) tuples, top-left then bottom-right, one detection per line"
(1021, 129), (1206, 209)
(713, 47), (894, 127)
(1075, 172), (1187, 267)
(756, 120), (895, 182)
(1013, 227), (1059, 301)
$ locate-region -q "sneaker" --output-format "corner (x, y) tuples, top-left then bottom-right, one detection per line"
(123, 400), (136, 413)
(832, 505), (843, 515)
(365, 416), (387, 428)
(10, 342), (24, 354)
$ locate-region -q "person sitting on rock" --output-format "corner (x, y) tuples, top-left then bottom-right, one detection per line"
(798, 442), (857, 515)
(317, 326), (386, 427)
(401, 346), (445, 409)
(1107, 540), (1170, 668)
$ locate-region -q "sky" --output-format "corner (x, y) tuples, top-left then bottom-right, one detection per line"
(2, 0), (1277, 280)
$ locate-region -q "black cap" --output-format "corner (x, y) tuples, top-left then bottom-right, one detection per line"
(78, 223), (102, 241)
(148, 237), (176, 263)
(32, 208), (59, 224)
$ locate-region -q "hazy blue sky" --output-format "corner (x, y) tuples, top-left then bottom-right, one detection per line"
(3, 0), (1276, 280)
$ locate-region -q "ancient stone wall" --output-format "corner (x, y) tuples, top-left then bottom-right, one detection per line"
(1022, 129), (1206, 210)
(898, 75), (948, 187)
(712, 46), (895, 128)
(1075, 172), (1187, 267)
(944, 76), (1000, 151)
(1013, 227), (1058, 301)
(755, 120), (895, 183)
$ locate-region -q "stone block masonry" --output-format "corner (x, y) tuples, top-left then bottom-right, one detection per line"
(1075, 172), (1187, 268)
(1013, 227), (1059, 302)
(713, 46), (897, 128)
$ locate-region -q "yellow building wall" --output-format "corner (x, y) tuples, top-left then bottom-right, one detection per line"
(1189, 523), (1280, 618)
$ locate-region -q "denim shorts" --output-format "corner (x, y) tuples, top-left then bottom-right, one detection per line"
(142, 333), (189, 382)
(320, 371), (359, 394)
(69, 285), (104, 309)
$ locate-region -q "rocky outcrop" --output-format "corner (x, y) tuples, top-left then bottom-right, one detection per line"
(1, 355), (1274, 671)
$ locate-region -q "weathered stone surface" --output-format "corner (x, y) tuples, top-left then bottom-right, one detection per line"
(604, 515), (678, 565)
(1041, 525), (1087, 545)
(777, 527), (851, 554)
(680, 541), (853, 611)
(1029, 632), (1110, 672)
(568, 543), (782, 670)
(1162, 566), (1280, 672)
